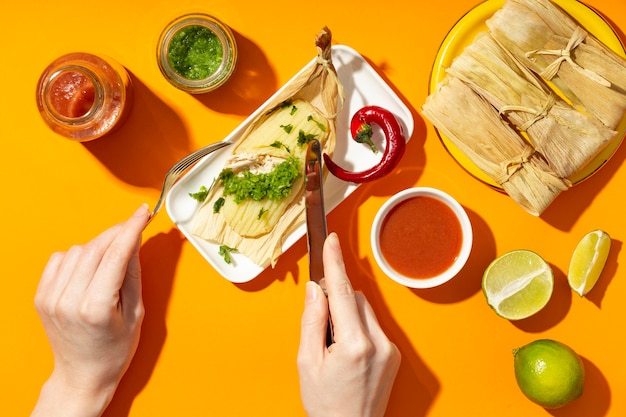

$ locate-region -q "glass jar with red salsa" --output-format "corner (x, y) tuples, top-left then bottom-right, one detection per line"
(157, 13), (237, 94)
(36, 53), (133, 141)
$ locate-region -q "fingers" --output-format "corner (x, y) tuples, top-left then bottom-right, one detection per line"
(59, 225), (124, 299)
(120, 235), (144, 323)
(322, 233), (363, 342)
(36, 205), (150, 316)
(297, 281), (330, 367)
(35, 251), (67, 317)
(90, 204), (149, 297)
(355, 293), (400, 365)
(354, 293), (384, 341)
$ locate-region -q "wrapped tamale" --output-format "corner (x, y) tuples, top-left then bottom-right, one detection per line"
(487, 0), (626, 129)
(447, 32), (615, 180)
(191, 27), (343, 267)
(422, 75), (569, 216)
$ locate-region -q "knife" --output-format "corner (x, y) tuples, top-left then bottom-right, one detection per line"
(305, 139), (333, 346)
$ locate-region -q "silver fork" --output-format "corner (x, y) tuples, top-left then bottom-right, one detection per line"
(148, 140), (233, 223)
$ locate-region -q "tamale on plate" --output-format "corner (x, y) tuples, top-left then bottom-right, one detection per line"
(487, 0), (626, 130)
(422, 76), (569, 216)
(447, 32), (616, 180)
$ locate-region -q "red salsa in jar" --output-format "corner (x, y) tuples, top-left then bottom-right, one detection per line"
(48, 70), (96, 118)
(379, 196), (462, 278)
(36, 53), (133, 141)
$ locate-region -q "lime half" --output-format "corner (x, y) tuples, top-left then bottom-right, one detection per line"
(513, 339), (585, 409)
(568, 229), (611, 297)
(482, 250), (553, 320)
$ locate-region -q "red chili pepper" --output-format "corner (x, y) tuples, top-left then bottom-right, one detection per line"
(324, 105), (406, 183)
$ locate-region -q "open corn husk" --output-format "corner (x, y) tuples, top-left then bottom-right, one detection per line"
(191, 27), (343, 267)
(487, 0), (626, 129)
(447, 32), (615, 180)
(422, 76), (569, 216)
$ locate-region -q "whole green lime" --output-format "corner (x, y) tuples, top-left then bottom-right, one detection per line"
(513, 339), (585, 409)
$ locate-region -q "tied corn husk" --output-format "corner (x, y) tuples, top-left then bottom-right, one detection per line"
(191, 27), (343, 267)
(487, 0), (626, 129)
(422, 76), (569, 216)
(447, 32), (615, 180)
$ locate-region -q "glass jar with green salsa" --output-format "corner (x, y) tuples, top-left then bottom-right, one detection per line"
(157, 13), (238, 94)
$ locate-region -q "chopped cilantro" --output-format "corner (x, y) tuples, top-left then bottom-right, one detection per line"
(270, 140), (291, 153)
(218, 156), (302, 203)
(307, 115), (327, 131)
(218, 245), (237, 264)
(279, 100), (297, 115)
(258, 208), (268, 219)
(280, 124), (293, 134)
(189, 185), (209, 202)
(213, 197), (225, 213)
(297, 130), (318, 146)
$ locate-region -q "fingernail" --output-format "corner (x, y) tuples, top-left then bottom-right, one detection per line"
(326, 232), (340, 249)
(134, 204), (149, 217)
(327, 232), (341, 253)
(305, 281), (319, 303)
(318, 278), (329, 296)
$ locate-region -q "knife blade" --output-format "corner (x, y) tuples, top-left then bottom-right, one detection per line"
(305, 139), (333, 346)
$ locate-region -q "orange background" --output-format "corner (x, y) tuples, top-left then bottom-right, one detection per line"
(1, 0), (625, 416)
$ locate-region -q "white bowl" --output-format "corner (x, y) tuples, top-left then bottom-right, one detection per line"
(370, 187), (473, 288)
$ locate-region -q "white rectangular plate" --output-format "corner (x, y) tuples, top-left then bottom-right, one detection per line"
(166, 45), (414, 283)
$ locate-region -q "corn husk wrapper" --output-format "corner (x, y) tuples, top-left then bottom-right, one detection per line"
(487, 0), (626, 129)
(422, 76), (569, 216)
(191, 27), (343, 267)
(447, 32), (615, 180)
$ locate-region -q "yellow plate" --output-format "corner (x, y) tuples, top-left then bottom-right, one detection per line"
(429, 0), (626, 189)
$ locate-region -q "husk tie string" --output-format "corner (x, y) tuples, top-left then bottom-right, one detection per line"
(499, 94), (557, 131)
(496, 146), (535, 184)
(525, 26), (611, 87)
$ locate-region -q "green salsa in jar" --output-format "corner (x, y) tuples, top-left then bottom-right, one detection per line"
(158, 14), (237, 94)
(168, 25), (224, 80)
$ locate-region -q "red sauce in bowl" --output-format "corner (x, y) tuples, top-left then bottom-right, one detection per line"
(379, 196), (462, 278)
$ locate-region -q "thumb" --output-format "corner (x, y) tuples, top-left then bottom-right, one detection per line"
(298, 282), (329, 363)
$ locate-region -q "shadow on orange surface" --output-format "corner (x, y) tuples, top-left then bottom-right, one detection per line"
(338, 136), (439, 415)
(512, 236), (622, 335)
(236, 237), (307, 292)
(103, 229), (184, 417)
(350, 254), (440, 417)
(586, 239), (622, 309)
(361, 54), (428, 148)
(538, 9), (626, 230)
(541, 130), (626, 232)
(83, 75), (192, 190)
(193, 30), (278, 116)
(82, 32), (280, 193)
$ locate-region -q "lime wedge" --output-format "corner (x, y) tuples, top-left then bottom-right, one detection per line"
(482, 250), (554, 320)
(568, 230), (611, 297)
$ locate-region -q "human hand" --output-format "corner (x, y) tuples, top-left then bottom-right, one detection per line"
(31, 204), (149, 417)
(297, 232), (401, 417)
